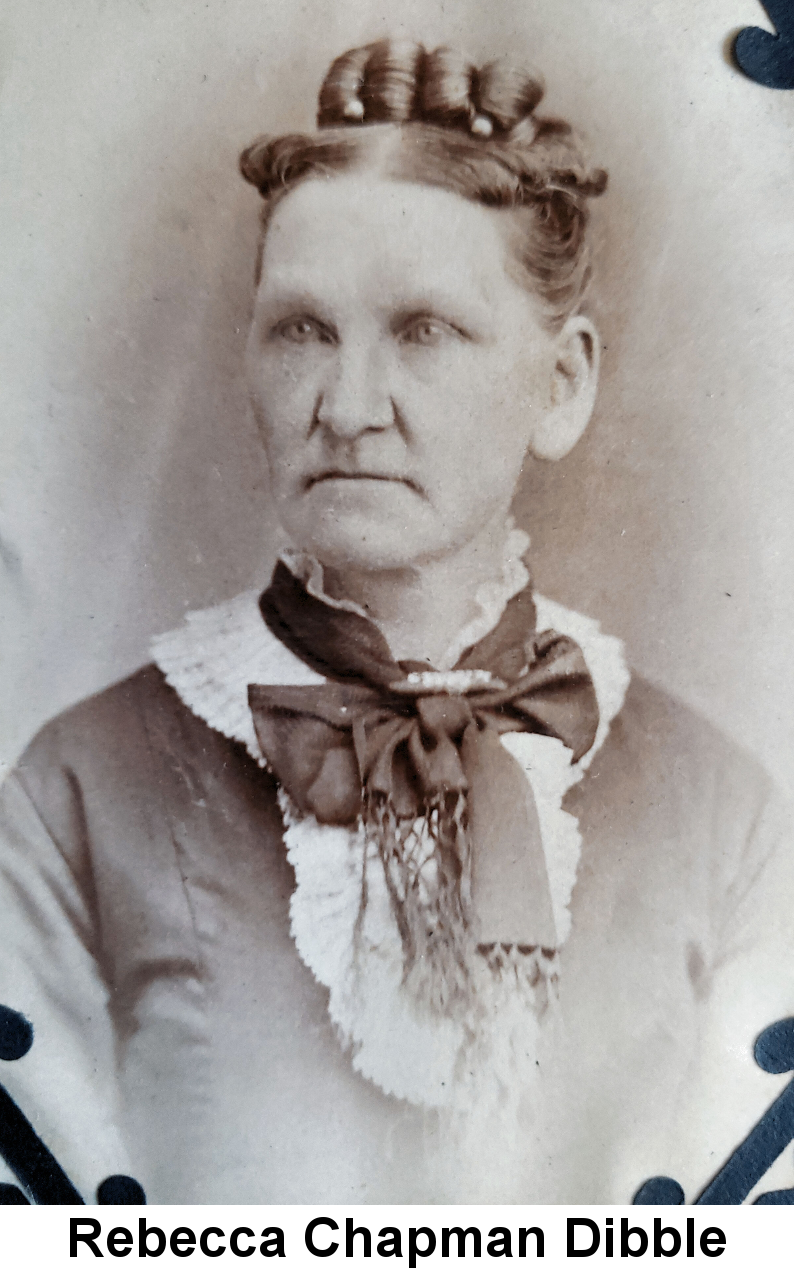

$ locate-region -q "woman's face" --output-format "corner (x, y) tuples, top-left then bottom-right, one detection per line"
(246, 172), (593, 572)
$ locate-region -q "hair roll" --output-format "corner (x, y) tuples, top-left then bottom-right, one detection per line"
(240, 39), (607, 326)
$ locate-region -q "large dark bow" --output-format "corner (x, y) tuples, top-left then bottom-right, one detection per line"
(249, 559), (599, 1013)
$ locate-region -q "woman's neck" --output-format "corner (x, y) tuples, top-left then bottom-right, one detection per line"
(321, 514), (514, 669)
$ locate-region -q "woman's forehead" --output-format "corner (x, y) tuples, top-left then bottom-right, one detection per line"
(259, 174), (521, 305)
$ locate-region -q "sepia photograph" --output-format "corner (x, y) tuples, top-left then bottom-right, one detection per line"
(1, 0), (794, 1206)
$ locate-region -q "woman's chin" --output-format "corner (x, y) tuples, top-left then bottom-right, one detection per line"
(295, 513), (449, 574)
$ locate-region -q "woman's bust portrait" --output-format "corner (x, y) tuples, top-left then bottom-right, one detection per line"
(1, 35), (792, 1207)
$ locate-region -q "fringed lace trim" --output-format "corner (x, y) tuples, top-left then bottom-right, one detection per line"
(278, 795), (557, 1111)
(151, 559), (630, 1110)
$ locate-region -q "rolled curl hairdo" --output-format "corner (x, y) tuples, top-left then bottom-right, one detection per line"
(240, 39), (607, 327)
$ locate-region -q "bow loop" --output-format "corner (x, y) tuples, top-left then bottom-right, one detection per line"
(305, 748), (362, 825)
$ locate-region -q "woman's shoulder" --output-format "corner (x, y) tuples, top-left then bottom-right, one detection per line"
(11, 663), (256, 809)
(537, 591), (776, 820)
(615, 673), (772, 793)
(6, 664), (283, 887)
(572, 670), (782, 866)
(16, 664), (187, 769)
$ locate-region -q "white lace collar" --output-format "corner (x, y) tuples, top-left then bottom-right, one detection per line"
(151, 554), (630, 1111)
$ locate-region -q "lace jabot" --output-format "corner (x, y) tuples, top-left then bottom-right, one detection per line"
(151, 534), (630, 1111)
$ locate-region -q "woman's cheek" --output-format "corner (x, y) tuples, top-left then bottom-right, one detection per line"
(257, 354), (321, 432)
(400, 342), (478, 391)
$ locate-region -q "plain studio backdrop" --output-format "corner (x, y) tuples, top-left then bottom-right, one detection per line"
(1, 0), (794, 801)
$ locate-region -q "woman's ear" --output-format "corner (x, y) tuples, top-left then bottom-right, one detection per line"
(528, 315), (600, 461)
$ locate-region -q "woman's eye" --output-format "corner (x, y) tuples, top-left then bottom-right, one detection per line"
(400, 318), (456, 347)
(272, 317), (330, 344)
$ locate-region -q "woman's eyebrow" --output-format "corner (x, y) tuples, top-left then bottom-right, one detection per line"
(388, 288), (493, 328)
(255, 280), (335, 316)
(251, 272), (334, 311)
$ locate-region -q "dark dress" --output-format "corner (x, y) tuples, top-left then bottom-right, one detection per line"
(0, 651), (790, 1204)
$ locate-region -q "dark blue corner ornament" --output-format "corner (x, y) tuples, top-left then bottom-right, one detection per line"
(635, 1018), (794, 1205)
(0, 1005), (146, 1206)
(734, 0), (794, 88)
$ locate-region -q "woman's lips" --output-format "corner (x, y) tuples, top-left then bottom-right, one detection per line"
(307, 470), (422, 494)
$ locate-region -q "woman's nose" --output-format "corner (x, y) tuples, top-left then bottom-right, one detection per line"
(315, 341), (395, 439)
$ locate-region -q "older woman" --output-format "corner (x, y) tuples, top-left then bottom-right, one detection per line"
(1, 40), (792, 1205)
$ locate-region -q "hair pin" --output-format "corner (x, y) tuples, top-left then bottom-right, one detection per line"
(343, 98), (365, 121)
(470, 112), (493, 138)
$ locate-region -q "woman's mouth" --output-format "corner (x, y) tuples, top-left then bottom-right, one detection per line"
(306, 470), (422, 494)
